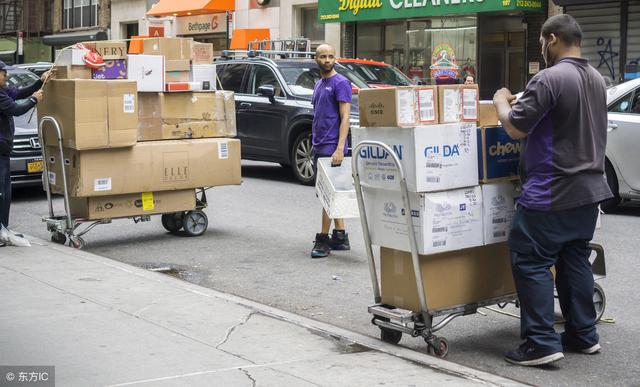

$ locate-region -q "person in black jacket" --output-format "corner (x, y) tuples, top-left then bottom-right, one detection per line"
(0, 60), (52, 231)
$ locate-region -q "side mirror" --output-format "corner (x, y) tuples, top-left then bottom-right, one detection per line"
(257, 85), (276, 103)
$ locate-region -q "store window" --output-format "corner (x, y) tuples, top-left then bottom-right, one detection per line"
(406, 17), (477, 85)
(301, 7), (324, 43)
(62, 0), (98, 30)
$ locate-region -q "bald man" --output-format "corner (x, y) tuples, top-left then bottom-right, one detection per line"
(310, 43), (352, 258)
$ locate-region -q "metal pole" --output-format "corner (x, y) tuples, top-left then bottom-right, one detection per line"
(39, 116), (72, 230)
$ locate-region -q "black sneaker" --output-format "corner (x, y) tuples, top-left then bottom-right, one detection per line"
(329, 229), (350, 251)
(505, 341), (564, 366)
(311, 233), (331, 258)
(561, 332), (601, 354)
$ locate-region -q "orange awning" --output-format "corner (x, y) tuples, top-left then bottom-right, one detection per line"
(229, 29), (270, 50)
(146, 0), (234, 17)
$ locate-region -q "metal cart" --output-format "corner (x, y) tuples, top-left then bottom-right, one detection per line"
(39, 116), (210, 249)
(352, 140), (608, 358)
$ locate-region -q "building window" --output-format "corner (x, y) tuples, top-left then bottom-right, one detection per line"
(301, 7), (324, 43)
(63, 0), (99, 30)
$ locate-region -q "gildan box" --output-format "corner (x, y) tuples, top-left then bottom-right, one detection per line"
(55, 65), (92, 79)
(481, 182), (518, 245)
(191, 64), (217, 90)
(315, 157), (359, 219)
(45, 138), (241, 197)
(143, 37), (192, 61)
(56, 48), (85, 66)
(39, 80), (138, 149)
(91, 59), (127, 79)
(351, 123), (478, 192)
(477, 126), (520, 183)
(380, 243), (516, 312)
(127, 55), (164, 92)
(161, 121), (228, 139)
(438, 85), (478, 123)
(358, 87), (418, 127)
(192, 42), (214, 64)
(69, 189), (196, 220)
(479, 101), (499, 127)
(82, 41), (128, 60)
(364, 186), (484, 254)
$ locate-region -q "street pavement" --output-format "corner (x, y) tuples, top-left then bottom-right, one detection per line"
(0, 236), (525, 386)
(8, 160), (640, 386)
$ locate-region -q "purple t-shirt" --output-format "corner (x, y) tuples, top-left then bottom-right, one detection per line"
(311, 73), (352, 155)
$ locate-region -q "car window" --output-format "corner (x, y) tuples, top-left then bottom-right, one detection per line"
(248, 65), (284, 97)
(217, 64), (249, 93)
(279, 64), (368, 96)
(6, 71), (40, 89)
(631, 92), (640, 114)
(609, 91), (634, 113)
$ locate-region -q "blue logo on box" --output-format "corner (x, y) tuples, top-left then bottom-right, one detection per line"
(459, 203), (466, 211)
(477, 126), (521, 181)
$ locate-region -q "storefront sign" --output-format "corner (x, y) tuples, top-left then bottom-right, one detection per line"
(175, 13), (227, 35)
(319, 0), (544, 23)
(430, 43), (459, 80)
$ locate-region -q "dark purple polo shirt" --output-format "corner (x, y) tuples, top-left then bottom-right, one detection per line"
(311, 73), (352, 156)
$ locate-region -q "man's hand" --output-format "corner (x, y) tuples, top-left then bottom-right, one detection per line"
(40, 69), (55, 83)
(493, 88), (516, 105)
(32, 90), (43, 103)
(331, 148), (344, 166)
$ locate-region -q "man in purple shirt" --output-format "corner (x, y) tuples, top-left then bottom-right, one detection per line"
(310, 43), (352, 259)
(493, 14), (612, 366)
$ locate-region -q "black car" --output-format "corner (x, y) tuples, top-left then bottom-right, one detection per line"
(215, 56), (365, 184)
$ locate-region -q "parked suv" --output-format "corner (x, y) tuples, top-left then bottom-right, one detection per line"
(215, 56), (365, 184)
(6, 67), (44, 187)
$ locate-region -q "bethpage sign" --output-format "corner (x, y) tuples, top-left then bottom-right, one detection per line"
(318, 0), (543, 23)
(175, 13), (227, 35)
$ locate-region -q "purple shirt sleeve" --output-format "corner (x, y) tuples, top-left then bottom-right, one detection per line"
(509, 73), (555, 134)
(335, 79), (353, 104)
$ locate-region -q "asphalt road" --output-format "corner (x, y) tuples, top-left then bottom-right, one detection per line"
(9, 160), (640, 386)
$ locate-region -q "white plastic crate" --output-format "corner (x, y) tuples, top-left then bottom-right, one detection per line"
(315, 157), (360, 219)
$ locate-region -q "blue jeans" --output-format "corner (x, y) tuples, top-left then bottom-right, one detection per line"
(0, 155), (10, 227)
(508, 204), (600, 352)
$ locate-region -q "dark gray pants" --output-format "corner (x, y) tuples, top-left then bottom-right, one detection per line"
(0, 155), (10, 227)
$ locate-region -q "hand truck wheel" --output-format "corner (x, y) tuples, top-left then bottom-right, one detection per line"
(161, 212), (184, 234)
(593, 282), (606, 322)
(69, 236), (85, 250)
(380, 326), (403, 345)
(51, 231), (66, 245)
(182, 210), (208, 237)
(426, 336), (449, 358)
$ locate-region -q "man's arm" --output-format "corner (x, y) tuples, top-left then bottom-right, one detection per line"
(494, 95), (528, 140)
(0, 93), (37, 117)
(16, 79), (43, 100)
(331, 101), (351, 165)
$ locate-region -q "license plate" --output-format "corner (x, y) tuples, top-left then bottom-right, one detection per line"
(27, 159), (43, 173)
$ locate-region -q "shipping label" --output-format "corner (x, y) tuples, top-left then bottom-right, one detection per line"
(94, 177), (112, 192)
(141, 192), (155, 211)
(123, 94), (135, 113)
(418, 89), (436, 122)
(443, 89), (461, 122)
(397, 89), (417, 125)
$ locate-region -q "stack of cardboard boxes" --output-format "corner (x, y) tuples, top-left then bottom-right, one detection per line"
(354, 85), (520, 313)
(39, 37), (241, 220)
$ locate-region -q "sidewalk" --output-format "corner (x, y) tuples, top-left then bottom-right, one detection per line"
(0, 237), (526, 387)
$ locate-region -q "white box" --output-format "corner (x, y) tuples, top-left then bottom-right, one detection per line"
(315, 157), (359, 219)
(352, 123), (478, 192)
(56, 48), (85, 66)
(126, 55), (165, 92)
(364, 186), (484, 254)
(191, 64), (217, 91)
(481, 182), (518, 245)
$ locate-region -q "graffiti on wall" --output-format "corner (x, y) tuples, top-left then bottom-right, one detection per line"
(597, 37), (619, 79)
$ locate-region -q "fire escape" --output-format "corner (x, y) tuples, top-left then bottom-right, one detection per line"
(0, 0), (22, 35)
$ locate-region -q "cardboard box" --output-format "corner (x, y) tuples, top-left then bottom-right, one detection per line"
(161, 121), (228, 139)
(56, 48), (85, 66)
(380, 243), (516, 312)
(39, 80), (138, 150)
(46, 138), (241, 197)
(165, 70), (191, 83)
(82, 41), (128, 60)
(315, 157), (359, 219)
(415, 86), (438, 124)
(481, 182), (518, 245)
(477, 126), (520, 183)
(191, 65), (217, 91)
(91, 59), (127, 80)
(351, 123), (478, 192)
(55, 65), (92, 79)
(358, 87), (418, 127)
(127, 54), (164, 92)
(438, 85), (479, 123)
(69, 189), (196, 220)
(479, 101), (499, 127)
(192, 42), (214, 64)
(143, 37), (192, 61)
(165, 60), (191, 72)
(364, 186), (484, 254)
(220, 90), (237, 137)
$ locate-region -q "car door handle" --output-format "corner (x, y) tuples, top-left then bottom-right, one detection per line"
(239, 102), (252, 108)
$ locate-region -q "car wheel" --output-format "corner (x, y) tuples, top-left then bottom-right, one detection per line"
(601, 160), (621, 212)
(291, 131), (315, 185)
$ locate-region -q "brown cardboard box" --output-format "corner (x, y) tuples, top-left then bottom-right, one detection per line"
(69, 189), (196, 220)
(358, 87), (419, 127)
(438, 84), (479, 123)
(166, 60), (191, 72)
(221, 90), (236, 137)
(192, 42), (214, 64)
(55, 65), (92, 79)
(143, 37), (192, 61)
(380, 243), (516, 312)
(46, 138), (241, 197)
(83, 40), (128, 60)
(478, 101), (500, 127)
(39, 79), (138, 150)
(162, 121), (228, 139)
